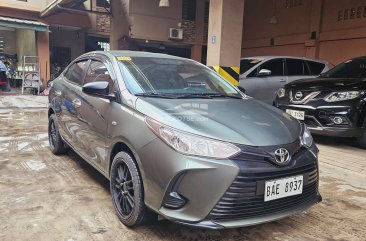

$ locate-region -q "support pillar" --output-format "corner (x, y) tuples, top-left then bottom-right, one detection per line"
(206, 0), (244, 86)
(110, 0), (130, 50)
(306, 0), (324, 59)
(191, 0), (205, 62)
(37, 31), (50, 88)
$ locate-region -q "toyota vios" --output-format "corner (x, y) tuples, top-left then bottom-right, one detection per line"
(48, 51), (321, 229)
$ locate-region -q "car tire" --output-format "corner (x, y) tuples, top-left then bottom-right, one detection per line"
(110, 151), (156, 227)
(48, 114), (68, 155)
(356, 123), (366, 149)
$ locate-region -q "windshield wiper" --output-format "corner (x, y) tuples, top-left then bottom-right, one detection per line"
(135, 93), (177, 99)
(204, 93), (243, 99)
(175, 93), (242, 99)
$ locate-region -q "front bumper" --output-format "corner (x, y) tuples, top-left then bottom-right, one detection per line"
(275, 103), (364, 138)
(307, 125), (362, 137)
(174, 194), (322, 229)
(139, 137), (321, 229)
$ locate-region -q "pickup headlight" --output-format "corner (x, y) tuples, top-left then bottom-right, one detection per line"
(300, 124), (313, 148)
(145, 118), (241, 159)
(277, 88), (286, 98)
(324, 91), (361, 102)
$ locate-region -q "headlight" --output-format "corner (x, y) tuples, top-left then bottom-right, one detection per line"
(324, 91), (361, 102)
(277, 88), (286, 98)
(145, 118), (241, 159)
(300, 124), (313, 148)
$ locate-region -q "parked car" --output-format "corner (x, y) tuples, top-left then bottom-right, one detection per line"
(239, 56), (330, 104)
(48, 51), (321, 229)
(275, 56), (366, 148)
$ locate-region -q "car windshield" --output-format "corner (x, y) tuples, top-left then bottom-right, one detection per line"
(117, 56), (242, 98)
(240, 59), (262, 74)
(323, 58), (366, 78)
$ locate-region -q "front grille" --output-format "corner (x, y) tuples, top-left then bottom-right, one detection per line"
(304, 117), (320, 127)
(209, 164), (318, 221)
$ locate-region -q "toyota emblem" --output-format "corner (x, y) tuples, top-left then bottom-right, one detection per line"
(274, 148), (290, 164)
(295, 91), (303, 100)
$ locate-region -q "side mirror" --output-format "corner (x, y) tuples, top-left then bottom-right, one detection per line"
(82, 81), (116, 101)
(237, 86), (247, 94)
(258, 69), (272, 77)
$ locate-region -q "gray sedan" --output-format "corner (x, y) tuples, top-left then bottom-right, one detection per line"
(48, 51), (321, 229)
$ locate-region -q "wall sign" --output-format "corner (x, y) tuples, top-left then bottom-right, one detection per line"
(211, 36), (216, 44)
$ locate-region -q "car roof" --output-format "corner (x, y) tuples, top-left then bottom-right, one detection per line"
(83, 50), (186, 60)
(240, 56), (328, 64)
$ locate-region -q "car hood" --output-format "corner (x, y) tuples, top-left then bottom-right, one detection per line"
(287, 77), (366, 90)
(135, 97), (300, 146)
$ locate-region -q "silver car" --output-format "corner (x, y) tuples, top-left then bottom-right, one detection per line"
(239, 56), (330, 104)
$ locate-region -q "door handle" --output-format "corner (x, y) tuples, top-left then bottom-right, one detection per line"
(55, 90), (62, 96)
(72, 98), (82, 108)
(280, 79), (287, 83)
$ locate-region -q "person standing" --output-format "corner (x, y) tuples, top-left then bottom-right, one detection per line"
(0, 59), (9, 91)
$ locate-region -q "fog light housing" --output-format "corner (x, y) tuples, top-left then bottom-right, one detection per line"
(162, 192), (187, 210)
(332, 116), (343, 125)
(330, 116), (349, 125)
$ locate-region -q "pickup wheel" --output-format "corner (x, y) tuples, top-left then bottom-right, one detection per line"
(356, 128), (366, 149)
(48, 114), (68, 155)
(110, 151), (156, 227)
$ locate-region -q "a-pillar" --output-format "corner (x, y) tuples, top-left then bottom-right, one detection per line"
(206, 0), (244, 86)
(37, 30), (50, 88)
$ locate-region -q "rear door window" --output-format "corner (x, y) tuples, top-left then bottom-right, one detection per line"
(259, 59), (284, 76)
(240, 59), (262, 75)
(64, 61), (88, 85)
(307, 61), (326, 75)
(286, 59), (305, 76)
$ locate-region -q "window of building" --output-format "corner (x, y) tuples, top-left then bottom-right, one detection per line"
(0, 36), (4, 54)
(204, 1), (210, 23)
(96, 0), (110, 8)
(285, 0), (303, 8)
(182, 0), (197, 21)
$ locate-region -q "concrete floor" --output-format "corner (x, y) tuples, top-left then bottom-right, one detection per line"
(0, 108), (365, 241)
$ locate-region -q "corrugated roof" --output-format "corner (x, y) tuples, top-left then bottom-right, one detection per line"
(40, 0), (87, 17)
(0, 16), (48, 32)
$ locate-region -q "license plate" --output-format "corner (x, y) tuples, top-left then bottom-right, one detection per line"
(286, 109), (305, 120)
(264, 175), (303, 202)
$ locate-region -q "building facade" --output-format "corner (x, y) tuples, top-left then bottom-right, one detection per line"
(0, 0), (111, 87)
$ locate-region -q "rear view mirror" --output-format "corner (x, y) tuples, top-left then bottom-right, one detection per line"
(258, 69), (272, 77)
(82, 81), (115, 101)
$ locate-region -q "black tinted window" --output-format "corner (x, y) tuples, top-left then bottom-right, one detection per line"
(65, 61), (87, 85)
(84, 60), (114, 94)
(325, 58), (366, 78)
(240, 59), (262, 75)
(286, 59), (304, 76)
(260, 59), (284, 76)
(307, 61), (325, 75)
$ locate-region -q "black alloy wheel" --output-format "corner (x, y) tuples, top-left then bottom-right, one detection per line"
(110, 151), (156, 227)
(356, 121), (366, 149)
(48, 114), (68, 155)
(113, 162), (134, 216)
